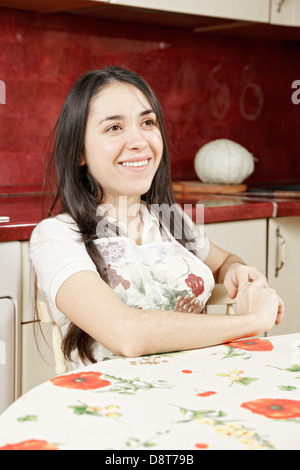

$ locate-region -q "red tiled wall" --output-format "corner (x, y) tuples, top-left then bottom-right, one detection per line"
(0, 7), (299, 192)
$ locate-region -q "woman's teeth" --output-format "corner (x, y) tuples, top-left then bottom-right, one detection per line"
(122, 159), (148, 167)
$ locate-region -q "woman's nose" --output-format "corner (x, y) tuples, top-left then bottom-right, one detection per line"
(125, 126), (148, 150)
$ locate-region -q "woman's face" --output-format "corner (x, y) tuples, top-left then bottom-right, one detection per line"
(83, 82), (163, 206)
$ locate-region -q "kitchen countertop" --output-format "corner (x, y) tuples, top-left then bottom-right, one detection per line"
(0, 193), (46, 242)
(1, 192), (300, 242)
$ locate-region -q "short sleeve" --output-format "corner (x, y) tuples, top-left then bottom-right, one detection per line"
(30, 214), (98, 305)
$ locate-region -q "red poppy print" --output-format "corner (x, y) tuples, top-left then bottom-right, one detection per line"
(195, 443), (209, 449)
(197, 391), (216, 397)
(241, 398), (300, 420)
(106, 265), (130, 290)
(185, 274), (204, 297)
(225, 338), (273, 352)
(0, 439), (59, 450)
(51, 371), (111, 390)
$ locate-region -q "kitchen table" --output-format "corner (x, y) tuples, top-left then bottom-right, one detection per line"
(0, 333), (300, 451)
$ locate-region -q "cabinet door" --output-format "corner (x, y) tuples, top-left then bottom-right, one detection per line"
(204, 219), (267, 275)
(109, 0), (270, 22)
(270, 0), (300, 26)
(0, 298), (15, 414)
(204, 219), (267, 316)
(267, 217), (300, 335)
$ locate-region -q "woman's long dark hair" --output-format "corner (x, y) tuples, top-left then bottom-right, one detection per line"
(46, 66), (195, 364)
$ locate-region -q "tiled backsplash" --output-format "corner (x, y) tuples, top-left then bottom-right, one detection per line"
(0, 7), (299, 192)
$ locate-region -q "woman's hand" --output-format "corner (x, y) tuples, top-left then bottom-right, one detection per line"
(175, 293), (204, 314)
(223, 262), (268, 299)
(236, 278), (284, 331)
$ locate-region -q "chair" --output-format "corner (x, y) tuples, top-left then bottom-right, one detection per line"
(36, 290), (68, 376)
(206, 284), (237, 315)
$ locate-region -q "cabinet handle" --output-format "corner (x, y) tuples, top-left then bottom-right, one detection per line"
(275, 227), (286, 277)
(277, 0), (286, 13)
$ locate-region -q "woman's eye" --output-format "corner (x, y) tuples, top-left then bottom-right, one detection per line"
(142, 119), (154, 127)
(107, 124), (121, 132)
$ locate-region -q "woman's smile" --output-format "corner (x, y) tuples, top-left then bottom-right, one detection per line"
(119, 157), (151, 170)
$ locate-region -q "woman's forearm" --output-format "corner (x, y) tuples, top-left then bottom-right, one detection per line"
(57, 271), (279, 360)
(122, 307), (258, 358)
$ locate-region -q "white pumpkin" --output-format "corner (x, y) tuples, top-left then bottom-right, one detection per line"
(194, 139), (255, 185)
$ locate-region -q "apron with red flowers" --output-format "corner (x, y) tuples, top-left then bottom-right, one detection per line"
(94, 236), (215, 313)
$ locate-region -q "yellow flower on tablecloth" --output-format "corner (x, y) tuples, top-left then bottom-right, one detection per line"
(199, 418), (214, 426)
(215, 425), (233, 436)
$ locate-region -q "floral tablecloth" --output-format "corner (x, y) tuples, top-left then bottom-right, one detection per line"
(1, 333), (300, 450)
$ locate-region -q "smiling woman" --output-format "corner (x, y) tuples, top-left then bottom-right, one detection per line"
(30, 66), (283, 368)
(82, 81), (163, 205)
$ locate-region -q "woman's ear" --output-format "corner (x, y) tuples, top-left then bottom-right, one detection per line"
(79, 155), (86, 166)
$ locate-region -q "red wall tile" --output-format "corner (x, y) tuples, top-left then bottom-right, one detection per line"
(0, 7), (299, 192)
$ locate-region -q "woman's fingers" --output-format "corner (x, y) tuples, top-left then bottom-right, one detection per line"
(174, 294), (204, 313)
(224, 265), (268, 299)
(238, 277), (266, 293)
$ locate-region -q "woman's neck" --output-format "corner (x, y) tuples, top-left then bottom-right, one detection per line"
(102, 195), (144, 244)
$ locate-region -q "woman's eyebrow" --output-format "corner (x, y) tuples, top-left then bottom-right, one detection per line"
(98, 109), (155, 126)
(98, 114), (123, 125)
(140, 108), (155, 116)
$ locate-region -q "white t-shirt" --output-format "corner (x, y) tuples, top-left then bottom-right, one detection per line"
(30, 204), (214, 368)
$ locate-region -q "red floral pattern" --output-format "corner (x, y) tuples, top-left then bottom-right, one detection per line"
(197, 391), (216, 397)
(225, 338), (273, 352)
(106, 265), (130, 290)
(195, 442), (209, 449)
(0, 439), (59, 450)
(185, 274), (205, 296)
(241, 398), (300, 420)
(51, 371), (111, 390)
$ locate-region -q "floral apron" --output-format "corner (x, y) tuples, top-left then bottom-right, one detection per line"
(94, 236), (215, 313)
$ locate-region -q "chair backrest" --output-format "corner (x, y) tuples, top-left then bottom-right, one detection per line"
(36, 290), (68, 376)
(206, 284), (237, 315)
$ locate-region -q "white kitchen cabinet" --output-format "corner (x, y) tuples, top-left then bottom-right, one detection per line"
(0, 241), (22, 410)
(0, 298), (15, 414)
(204, 218), (267, 275)
(108, 0), (270, 22)
(270, 0), (300, 27)
(205, 217), (300, 336)
(204, 218), (267, 316)
(267, 217), (300, 336)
